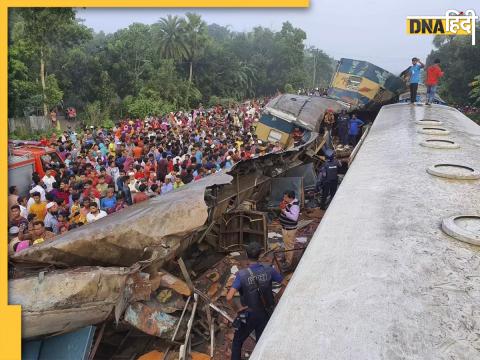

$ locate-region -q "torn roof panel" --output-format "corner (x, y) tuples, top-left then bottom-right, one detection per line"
(12, 173), (232, 267)
(263, 95), (348, 132)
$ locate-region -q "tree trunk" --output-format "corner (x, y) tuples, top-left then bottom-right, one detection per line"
(40, 47), (48, 117)
(189, 61), (193, 83)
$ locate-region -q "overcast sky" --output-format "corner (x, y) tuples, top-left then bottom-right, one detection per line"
(77, 1), (479, 74)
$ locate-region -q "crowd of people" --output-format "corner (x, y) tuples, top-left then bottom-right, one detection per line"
(7, 101), (291, 255)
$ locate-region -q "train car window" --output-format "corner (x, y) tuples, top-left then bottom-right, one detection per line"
(346, 75), (362, 91)
(268, 129), (282, 143)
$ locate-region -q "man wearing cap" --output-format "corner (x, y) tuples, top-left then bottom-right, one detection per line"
(226, 242), (283, 360)
(8, 226), (21, 255)
(44, 202), (60, 234)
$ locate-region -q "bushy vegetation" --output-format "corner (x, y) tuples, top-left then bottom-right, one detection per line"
(8, 8), (336, 119)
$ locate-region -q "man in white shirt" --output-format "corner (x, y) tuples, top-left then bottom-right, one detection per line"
(44, 202), (59, 234)
(86, 202), (107, 223)
(42, 169), (57, 192)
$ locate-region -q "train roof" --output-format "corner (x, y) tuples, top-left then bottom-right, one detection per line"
(251, 103), (480, 359)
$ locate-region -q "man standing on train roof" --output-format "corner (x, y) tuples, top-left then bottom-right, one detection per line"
(425, 59), (444, 106)
(226, 242), (283, 360)
(406, 57), (424, 104)
(319, 153), (342, 210)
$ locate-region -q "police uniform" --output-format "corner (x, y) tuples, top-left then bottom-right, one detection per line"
(230, 263), (283, 360)
(337, 114), (350, 146)
(319, 158), (341, 209)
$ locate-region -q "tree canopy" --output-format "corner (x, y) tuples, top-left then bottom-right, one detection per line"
(8, 8), (336, 121)
(426, 28), (480, 105)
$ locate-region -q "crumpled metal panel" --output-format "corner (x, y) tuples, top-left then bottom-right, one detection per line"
(11, 173), (232, 267)
(124, 302), (183, 339)
(8, 266), (136, 339)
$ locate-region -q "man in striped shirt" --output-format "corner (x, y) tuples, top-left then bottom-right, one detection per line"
(278, 190), (300, 269)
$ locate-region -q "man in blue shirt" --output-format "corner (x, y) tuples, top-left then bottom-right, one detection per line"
(226, 242), (283, 360)
(348, 114), (365, 146)
(408, 57), (424, 104)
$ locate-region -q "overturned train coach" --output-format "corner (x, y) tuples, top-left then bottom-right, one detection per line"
(328, 58), (406, 110)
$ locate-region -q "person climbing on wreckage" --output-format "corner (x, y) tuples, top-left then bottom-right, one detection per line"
(226, 242), (283, 360)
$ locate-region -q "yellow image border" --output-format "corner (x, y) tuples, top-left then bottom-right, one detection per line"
(1, 0), (309, 358)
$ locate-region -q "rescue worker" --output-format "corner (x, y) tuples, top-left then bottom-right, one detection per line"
(337, 110), (350, 148)
(226, 242), (283, 360)
(278, 190), (300, 269)
(319, 154), (342, 210)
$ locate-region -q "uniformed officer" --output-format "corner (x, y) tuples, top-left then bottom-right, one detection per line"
(226, 242), (283, 360)
(319, 154), (342, 210)
(337, 110), (350, 147)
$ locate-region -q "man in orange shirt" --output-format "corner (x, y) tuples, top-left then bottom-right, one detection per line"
(28, 192), (47, 221)
(425, 58), (444, 106)
(132, 141), (143, 160)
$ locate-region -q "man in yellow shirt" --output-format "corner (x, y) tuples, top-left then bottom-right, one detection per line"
(28, 192), (47, 221)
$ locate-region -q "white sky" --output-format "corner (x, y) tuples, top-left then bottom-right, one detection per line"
(77, 1), (479, 74)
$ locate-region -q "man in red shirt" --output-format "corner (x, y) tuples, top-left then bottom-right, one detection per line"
(425, 59), (444, 105)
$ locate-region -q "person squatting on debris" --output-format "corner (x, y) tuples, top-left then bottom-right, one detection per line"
(425, 59), (444, 106)
(278, 190), (300, 269)
(318, 154), (341, 210)
(226, 242), (283, 360)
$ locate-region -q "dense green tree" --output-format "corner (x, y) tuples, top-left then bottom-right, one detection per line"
(470, 75), (480, 105)
(9, 9), (336, 120)
(427, 28), (480, 105)
(13, 8), (91, 116)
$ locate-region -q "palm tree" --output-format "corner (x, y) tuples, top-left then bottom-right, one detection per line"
(154, 15), (187, 60)
(182, 13), (208, 83)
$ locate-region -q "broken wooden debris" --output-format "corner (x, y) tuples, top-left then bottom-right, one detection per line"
(179, 293), (199, 360)
(151, 270), (192, 297)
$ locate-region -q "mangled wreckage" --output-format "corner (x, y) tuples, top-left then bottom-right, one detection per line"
(9, 59), (406, 358)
